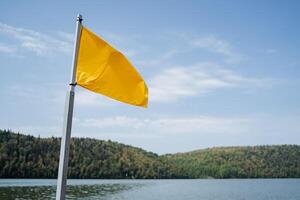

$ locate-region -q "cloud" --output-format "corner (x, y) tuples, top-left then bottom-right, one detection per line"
(74, 114), (300, 154)
(56, 31), (74, 43)
(79, 116), (147, 129)
(0, 22), (73, 56)
(78, 115), (251, 135)
(8, 125), (61, 137)
(264, 49), (278, 54)
(0, 24), (277, 106)
(160, 31), (242, 63)
(189, 35), (242, 63)
(8, 114), (300, 153)
(98, 31), (143, 58)
(75, 89), (113, 107)
(149, 62), (274, 102)
(9, 85), (36, 97)
(0, 43), (16, 53)
(48, 86), (114, 108)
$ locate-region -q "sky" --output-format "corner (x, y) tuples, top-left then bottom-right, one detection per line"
(0, 0), (300, 154)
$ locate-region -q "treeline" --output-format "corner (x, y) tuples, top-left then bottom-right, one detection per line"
(164, 145), (300, 178)
(0, 130), (171, 178)
(1, 129), (300, 178)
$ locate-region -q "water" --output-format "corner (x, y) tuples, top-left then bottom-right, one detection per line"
(0, 179), (299, 200)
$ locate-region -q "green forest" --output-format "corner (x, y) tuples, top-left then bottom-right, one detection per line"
(1, 129), (300, 179)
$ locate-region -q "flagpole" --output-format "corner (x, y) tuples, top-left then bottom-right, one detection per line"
(56, 14), (82, 200)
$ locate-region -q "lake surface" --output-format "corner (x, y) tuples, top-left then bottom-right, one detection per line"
(0, 179), (299, 200)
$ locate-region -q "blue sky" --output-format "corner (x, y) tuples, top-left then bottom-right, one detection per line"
(0, 0), (300, 154)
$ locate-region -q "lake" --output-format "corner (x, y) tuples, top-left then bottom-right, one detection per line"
(0, 179), (299, 200)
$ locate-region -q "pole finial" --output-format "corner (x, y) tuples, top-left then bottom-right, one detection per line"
(77, 14), (83, 22)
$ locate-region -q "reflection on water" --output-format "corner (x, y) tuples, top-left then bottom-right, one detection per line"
(0, 186), (55, 199)
(67, 184), (133, 199)
(0, 179), (300, 200)
(0, 183), (133, 200)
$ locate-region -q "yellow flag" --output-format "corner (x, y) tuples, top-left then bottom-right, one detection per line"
(76, 26), (148, 107)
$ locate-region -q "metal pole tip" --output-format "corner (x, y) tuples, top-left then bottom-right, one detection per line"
(77, 14), (83, 22)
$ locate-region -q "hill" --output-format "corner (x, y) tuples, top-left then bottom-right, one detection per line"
(1, 129), (300, 178)
(0, 130), (170, 179)
(164, 146), (300, 178)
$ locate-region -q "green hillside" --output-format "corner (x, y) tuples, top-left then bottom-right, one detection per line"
(0, 130), (170, 179)
(164, 146), (300, 178)
(1, 129), (300, 179)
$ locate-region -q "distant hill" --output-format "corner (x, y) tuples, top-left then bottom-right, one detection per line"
(164, 146), (300, 178)
(0, 129), (171, 179)
(1, 129), (300, 178)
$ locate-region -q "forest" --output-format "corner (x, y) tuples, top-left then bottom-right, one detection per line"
(1, 129), (300, 179)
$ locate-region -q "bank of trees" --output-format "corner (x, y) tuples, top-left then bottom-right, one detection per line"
(164, 145), (300, 178)
(1, 129), (300, 178)
(0, 130), (170, 178)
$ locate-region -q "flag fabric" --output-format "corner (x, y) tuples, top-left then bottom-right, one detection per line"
(76, 26), (148, 107)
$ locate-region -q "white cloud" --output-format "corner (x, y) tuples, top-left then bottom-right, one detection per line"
(8, 114), (300, 153)
(0, 22), (73, 56)
(7, 85), (36, 97)
(56, 31), (74, 43)
(75, 89), (113, 107)
(264, 49), (278, 54)
(77, 115), (251, 135)
(189, 35), (242, 63)
(149, 62), (274, 102)
(162, 32), (242, 63)
(48, 87), (114, 108)
(0, 43), (16, 53)
(74, 114), (300, 154)
(100, 31), (142, 58)
(9, 125), (61, 137)
(79, 116), (147, 129)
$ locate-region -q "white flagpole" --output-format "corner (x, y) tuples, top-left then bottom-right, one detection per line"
(56, 14), (82, 200)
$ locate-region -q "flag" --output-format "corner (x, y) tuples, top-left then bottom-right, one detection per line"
(76, 26), (148, 107)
